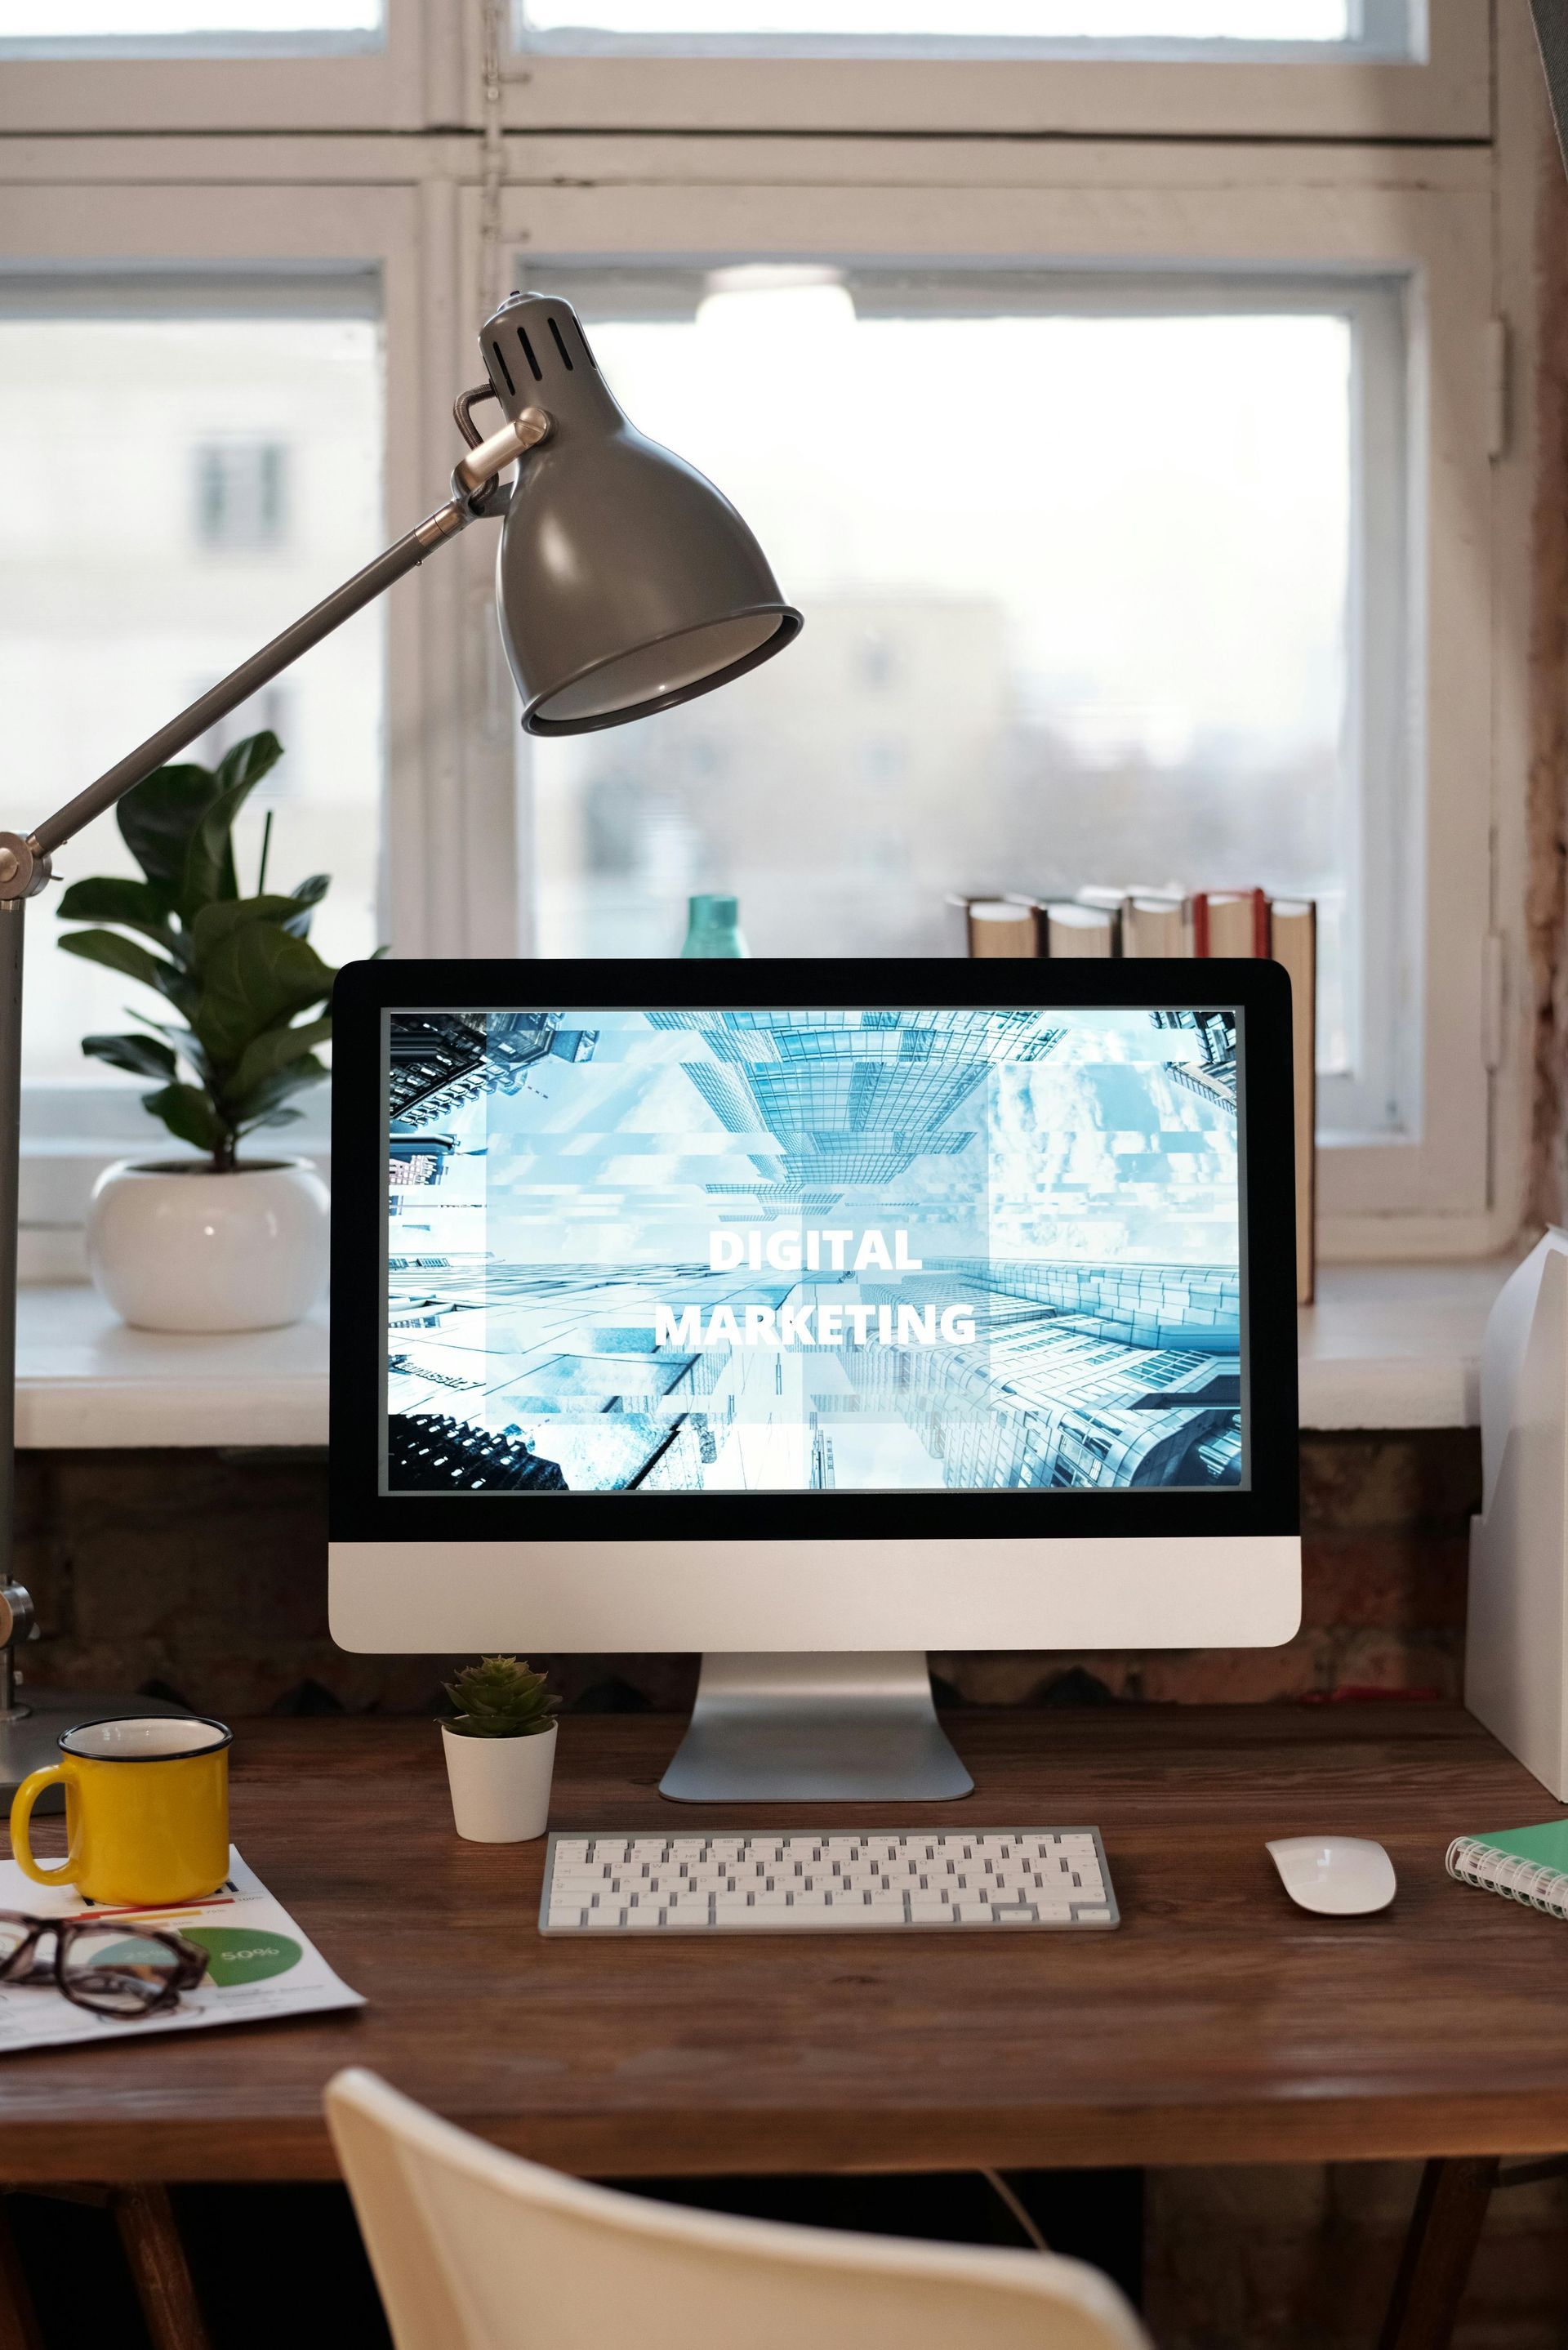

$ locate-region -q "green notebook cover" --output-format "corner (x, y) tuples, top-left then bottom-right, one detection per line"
(1468, 1819), (1568, 1868)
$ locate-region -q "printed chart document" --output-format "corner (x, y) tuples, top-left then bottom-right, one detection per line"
(0, 1848), (363, 2053)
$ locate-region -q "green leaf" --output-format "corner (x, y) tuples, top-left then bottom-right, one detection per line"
(116, 764), (221, 908)
(113, 734), (280, 920)
(178, 775), (256, 920)
(225, 1014), (332, 1104)
(189, 897), (321, 971)
(283, 875), (330, 935)
(81, 1032), (177, 1083)
(224, 1055), (327, 1126)
(55, 877), (180, 954)
(127, 1010), (212, 1084)
(193, 924), (335, 1067)
(58, 927), (194, 1014)
(180, 734), (282, 914)
(237, 1105), (306, 1135)
(212, 729), (283, 802)
(442, 1657), (558, 1737)
(140, 1082), (229, 1157)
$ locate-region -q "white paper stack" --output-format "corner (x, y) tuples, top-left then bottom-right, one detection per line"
(0, 1848), (363, 2054)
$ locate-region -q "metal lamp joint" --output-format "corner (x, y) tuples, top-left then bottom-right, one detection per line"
(0, 836), (52, 903)
(451, 404), (551, 515)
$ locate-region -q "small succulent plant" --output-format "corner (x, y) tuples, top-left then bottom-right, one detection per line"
(443, 1656), (559, 1740)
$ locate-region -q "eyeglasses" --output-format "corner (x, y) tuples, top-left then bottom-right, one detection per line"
(0, 1911), (209, 2019)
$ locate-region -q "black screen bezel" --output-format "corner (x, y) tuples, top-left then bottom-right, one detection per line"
(330, 957), (1299, 1543)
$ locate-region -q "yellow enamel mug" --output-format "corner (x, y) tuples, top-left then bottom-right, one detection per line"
(9, 1715), (232, 1907)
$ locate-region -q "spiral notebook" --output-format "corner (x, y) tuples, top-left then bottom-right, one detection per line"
(1446, 1819), (1568, 1918)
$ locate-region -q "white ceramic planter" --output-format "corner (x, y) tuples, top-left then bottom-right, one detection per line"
(441, 1720), (558, 1844)
(86, 1157), (330, 1334)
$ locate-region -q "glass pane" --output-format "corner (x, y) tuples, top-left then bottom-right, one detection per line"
(1, 297), (384, 1089)
(515, 0), (1418, 54)
(528, 269), (1383, 1104)
(0, 2), (381, 52)
(522, 1), (1349, 35)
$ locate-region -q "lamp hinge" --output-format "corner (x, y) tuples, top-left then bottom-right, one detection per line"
(1483, 930), (1508, 1072)
(1486, 317), (1512, 462)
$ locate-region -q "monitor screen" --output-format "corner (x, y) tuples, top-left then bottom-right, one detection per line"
(381, 1002), (1245, 1501)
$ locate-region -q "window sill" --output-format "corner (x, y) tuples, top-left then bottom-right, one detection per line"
(1298, 1255), (1520, 1431)
(13, 1258), (1521, 1451)
(16, 1284), (327, 1451)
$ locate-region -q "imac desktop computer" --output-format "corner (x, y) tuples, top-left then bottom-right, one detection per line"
(329, 960), (1300, 1802)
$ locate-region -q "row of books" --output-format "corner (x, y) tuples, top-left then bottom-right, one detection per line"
(948, 885), (1316, 1305)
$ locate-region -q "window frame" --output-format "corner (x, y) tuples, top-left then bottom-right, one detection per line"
(492, 134), (1499, 1243)
(0, 0), (1549, 1271)
(0, 0), (466, 132)
(0, 0), (1486, 140)
(499, 0), (1488, 140)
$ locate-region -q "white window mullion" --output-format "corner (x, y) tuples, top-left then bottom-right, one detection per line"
(382, 172), (523, 962)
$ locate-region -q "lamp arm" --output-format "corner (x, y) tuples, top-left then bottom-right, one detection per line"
(30, 504), (466, 871)
(0, 398), (548, 1630)
(2, 404), (546, 885)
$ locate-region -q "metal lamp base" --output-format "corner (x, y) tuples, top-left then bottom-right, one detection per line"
(658, 1652), (973, 1804)
(1, 1690), (189, 1813)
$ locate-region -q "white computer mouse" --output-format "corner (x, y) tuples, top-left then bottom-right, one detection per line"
(1266, 1836), (1396, 1915)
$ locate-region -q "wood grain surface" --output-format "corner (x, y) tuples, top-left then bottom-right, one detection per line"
(2, 1706), (1566, 2185)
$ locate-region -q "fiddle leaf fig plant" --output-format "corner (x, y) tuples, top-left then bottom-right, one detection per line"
(443, 1657), (560, 1740)
(56, 731), (337, 1174)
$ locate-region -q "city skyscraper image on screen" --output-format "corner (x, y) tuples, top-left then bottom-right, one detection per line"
(329, 962), (1301, 1799)
(381, 1004), (1245, 1502)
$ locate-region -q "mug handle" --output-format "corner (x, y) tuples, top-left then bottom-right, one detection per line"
(9, 1764), (76, 1887)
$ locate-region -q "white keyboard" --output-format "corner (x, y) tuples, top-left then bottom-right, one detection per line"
(539, 1828), (1118, 1934)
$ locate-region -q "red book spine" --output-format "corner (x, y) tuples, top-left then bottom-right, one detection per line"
(1191, 890), (1269, 956)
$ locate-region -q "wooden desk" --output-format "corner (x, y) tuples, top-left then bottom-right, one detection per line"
(2, 1704), (1566, 2187)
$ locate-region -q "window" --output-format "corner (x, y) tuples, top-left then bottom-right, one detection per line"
(0, 1), (1548, 1269)
(0, 2), (382, 55)
(502, 0), (1484, 138)
(0, 281), (384, 1090)
(194, 441), (289, 549)
(514, 0), (1407, 57)
(527, 264), (1407, 1143)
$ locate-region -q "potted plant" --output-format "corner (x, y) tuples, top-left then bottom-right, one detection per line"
(56, 730), (335, 1333)
(440, 1657), (560, 1844)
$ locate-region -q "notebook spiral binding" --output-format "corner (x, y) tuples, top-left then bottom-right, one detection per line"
(1446, 1836), (1568, 1920)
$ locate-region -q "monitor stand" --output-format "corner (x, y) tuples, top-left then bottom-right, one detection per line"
(658, 1652), (973, 1803)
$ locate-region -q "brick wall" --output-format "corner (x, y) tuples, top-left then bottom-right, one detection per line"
(11, 1426), (1480, 1719)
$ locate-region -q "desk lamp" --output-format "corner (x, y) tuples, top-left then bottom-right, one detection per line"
(0, 290), (801, 1794)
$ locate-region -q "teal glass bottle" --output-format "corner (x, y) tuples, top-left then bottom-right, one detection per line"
(680, 894), (750, 958)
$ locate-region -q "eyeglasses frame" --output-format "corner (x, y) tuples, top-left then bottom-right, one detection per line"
(0, 1909), (210, 2018)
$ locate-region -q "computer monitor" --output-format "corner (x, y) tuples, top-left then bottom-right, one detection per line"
(329, 961), (1300, 1799)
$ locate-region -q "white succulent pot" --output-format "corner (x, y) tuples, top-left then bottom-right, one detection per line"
(86, 1157), (330, 1334)
(442, 1720), (558, 1844)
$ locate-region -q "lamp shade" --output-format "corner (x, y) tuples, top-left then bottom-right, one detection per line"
(479, 292), (802, 735)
